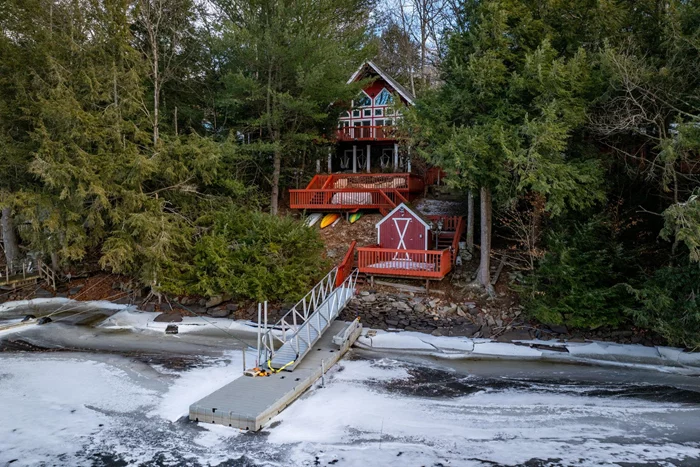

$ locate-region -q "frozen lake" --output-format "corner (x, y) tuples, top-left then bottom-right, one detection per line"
(1, 301), (700, 466)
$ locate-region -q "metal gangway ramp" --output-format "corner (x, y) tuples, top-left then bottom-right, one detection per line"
(189, 250), (362, 431)
(260, 268), (357, 372)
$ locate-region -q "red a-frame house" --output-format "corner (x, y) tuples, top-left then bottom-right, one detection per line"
(289, 61), (430, 215)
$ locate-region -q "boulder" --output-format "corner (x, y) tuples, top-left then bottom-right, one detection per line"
(548, 324), (568, 335)
(413, 303), (427, 313)
(207, 307), (231, 318)
(154, 313), (183, 323)
(362, 294), (377, 303)
(205, 295), (224, 308)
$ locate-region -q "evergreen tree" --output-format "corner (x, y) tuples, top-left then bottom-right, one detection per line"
(214, 0), (373, 214)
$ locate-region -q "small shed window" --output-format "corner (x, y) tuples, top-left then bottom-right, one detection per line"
(363, 109), (372, 117)
(375, 108), (383, 116)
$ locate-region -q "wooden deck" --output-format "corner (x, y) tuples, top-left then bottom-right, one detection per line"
(356, 215), (466, 281)
(289, 173), (424, 214)
(189, 320), (361, 431)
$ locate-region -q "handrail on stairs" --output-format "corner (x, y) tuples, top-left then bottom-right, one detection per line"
(257, 267), (358, 367)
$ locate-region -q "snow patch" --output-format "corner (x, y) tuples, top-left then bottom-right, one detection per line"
(150, 349), (252, 422)
(0, 297), (72, 312)
(472, 341), (542, 357)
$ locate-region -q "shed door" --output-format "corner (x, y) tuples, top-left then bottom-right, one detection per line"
(384, 216), (425, 251)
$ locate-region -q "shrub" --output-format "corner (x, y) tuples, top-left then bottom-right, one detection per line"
(162, 208), (329, 302)
(520, 216), (636, 329)
(625, 259), (700, 350)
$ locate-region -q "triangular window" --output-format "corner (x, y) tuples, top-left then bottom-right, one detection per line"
(374, 88), (394, 106)
(353, 92), (372, 108)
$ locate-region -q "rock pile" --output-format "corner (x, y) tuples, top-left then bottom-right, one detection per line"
(339, 291), (494, 338)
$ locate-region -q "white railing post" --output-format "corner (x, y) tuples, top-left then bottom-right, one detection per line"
(257, 304), (262, 365)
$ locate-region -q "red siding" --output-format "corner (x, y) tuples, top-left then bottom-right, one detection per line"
(362, 79), (409, 105)
(378, 207), (430, 250)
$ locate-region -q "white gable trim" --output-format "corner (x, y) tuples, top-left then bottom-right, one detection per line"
(375, 203), (431, 230)
(347, 61), (415, 105)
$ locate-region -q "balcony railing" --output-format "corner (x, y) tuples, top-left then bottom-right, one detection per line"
(289, 188), (407, 215)
(336, 125), (396, 142)
(357, 247), (452, 279)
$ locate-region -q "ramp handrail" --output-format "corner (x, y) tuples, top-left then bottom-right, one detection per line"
(257, 267), (358, 366)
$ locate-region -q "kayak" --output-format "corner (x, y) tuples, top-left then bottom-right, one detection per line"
(304, 213), (323, 227)
(320, 213), (340, 229)
(349, 212), (363, 224)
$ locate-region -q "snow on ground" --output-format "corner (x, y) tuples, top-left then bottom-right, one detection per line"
(357, 329), (700, 372)
(0, 355), (158, 466)
(151, 348), (253, 422)
(100, 309), (259, 335)
(0, 297), (72, 312)
(267, 358), (700, 466)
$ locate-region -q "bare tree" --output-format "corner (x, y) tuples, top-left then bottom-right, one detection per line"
(476, 186), (492, 288)
(1, 206), (20, 264)
(134, 0), (195, 145)
(389, 0), (450, 92)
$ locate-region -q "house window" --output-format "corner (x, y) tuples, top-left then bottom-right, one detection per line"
(353, 92), (372, 107)
(375, 108), (383, 116)
(375, 88), (394, 106)
(352, 110), (361, 118)
(363, 109), (372, 117)
(375, 119), (384, 126)
(385, 119), (393, 126)
(386, 108), (395, 116)
(341, 111), (350, 118)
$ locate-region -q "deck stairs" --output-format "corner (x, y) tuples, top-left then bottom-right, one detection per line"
(258, 267), (358, 372)
(1, 257), (57, 290)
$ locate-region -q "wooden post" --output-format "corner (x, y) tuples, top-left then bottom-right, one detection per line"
(353, 145), (357, 173)
(327, 147), (332, 173)
(393, 143), (399, 171)
(466, 190), (474, 253)
(366, 144), (371, 173)
(407, 146), (411, 172)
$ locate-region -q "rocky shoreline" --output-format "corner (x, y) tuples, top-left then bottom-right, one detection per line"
(339, 290), (666, 347)
(1, 277), (668, 348)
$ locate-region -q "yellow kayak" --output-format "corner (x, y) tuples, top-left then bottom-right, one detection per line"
(320, 213), (340, 229)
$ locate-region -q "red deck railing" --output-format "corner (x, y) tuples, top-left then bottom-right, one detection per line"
(336, 125), (396, 142)
(335, 241), (357, 287)
(290, 173), (424, 213)
(357, 247), (452, 279)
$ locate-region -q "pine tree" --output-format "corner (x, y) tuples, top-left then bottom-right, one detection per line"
(214, 0), (373, 214)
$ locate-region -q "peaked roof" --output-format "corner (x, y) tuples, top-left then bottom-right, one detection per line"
(347, 61), (416, 105)
(376, 203), (432, 230)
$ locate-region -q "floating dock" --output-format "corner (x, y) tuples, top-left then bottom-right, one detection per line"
(189, 319), (361, 430)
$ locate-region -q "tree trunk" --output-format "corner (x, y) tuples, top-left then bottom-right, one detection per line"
(476, 187), (492, 287)
(270, 145), (281, 215)
(466, 190), (474, 253)
(1, 207), (20, 265)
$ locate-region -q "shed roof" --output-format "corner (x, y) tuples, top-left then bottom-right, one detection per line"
(376, 203), (432, 230)
(347, 61), (415, 105)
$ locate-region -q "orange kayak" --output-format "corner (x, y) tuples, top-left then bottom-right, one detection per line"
(320, 213), (340, 229)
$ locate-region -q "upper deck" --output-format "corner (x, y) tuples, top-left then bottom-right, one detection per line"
(289, 173), (424, 214)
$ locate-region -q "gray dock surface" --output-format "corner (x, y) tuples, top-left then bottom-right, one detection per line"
(189, 320), (361, 430)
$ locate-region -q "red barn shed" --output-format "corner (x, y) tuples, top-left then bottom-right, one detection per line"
(376, 203), (433, 250)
